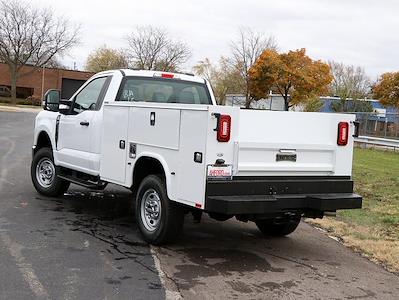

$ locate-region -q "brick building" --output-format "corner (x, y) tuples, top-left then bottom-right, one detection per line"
(0, 63), (94, 100)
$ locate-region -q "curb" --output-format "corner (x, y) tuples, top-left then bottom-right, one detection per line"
(0, 105), (41, 113)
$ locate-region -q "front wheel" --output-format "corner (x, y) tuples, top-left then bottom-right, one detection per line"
(31, 147), (70, 197)
(255, 217), (301, 237)
(135, 175), (184, 245)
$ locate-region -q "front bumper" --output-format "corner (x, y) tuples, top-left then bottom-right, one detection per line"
(205, 176), (362, 215)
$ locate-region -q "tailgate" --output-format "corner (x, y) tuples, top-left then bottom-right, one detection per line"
(236, 110), (356, 177)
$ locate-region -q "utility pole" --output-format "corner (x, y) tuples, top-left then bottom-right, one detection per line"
(41, 66), (45, 100)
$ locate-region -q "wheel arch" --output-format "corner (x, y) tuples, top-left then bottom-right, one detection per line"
(34, 130), (53, 154)
(131, 153), (173, 199)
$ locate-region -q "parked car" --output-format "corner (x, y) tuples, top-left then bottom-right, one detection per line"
(31, 69), (362, 244)
(0, 85), (11, 97)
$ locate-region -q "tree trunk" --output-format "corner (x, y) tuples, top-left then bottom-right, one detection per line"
(244, 78), (252, 108)
(245, 94), (251, 108)
(9, 65), (18, 105)
(284, 95), (290, 111)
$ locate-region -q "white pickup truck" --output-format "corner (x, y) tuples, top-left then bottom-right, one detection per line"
(31, 69), (362, 244)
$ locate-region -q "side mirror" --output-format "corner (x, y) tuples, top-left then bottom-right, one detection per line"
(43, 89), (60, 112)
(59, 99), (72, 115)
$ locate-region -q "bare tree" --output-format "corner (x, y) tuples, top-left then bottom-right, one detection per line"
(193, 58), (215, 83)
(230, 27), (277, 108)
(45, 58), (67, 69)
(193, 57), (245, 105)
(329, 61), (371, 99)
(85, 46), (128, 72)
(329, 61), (373, 112)
(0, 0), (80, 104)
(126, 26), (191, 72)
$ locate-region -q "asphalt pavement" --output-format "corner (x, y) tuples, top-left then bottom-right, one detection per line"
(0, 110), (398, 300)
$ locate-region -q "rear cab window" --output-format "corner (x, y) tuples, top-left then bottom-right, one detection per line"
(116, 77), (212, 105)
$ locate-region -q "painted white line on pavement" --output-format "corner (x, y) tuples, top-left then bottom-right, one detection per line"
(63, 268), (80, 300)
(0, 137), (15, 192)
(0, 232), (50, 299)
(150, 246), (182, 300)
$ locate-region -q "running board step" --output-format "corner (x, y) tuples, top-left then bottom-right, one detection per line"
(58, 175), (107, 190)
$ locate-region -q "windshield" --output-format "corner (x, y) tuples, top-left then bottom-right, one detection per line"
(117, 77), (212, 105)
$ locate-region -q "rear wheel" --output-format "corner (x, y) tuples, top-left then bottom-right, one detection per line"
(31, 147), (70, 197)
(255, 217), (301, 237)
(135, 175), (184, 245)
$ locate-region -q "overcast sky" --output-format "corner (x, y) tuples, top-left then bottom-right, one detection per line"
(35, 0), (399, 80)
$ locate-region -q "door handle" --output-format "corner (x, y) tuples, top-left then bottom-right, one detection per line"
(150, 112), (155, 126)
(80, 121), (90, 126)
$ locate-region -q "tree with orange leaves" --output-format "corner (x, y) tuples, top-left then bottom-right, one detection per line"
(249, 48), (333, 111)
(373, 72), (399, 108)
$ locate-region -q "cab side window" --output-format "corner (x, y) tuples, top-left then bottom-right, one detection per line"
(73, 77), (108, 114)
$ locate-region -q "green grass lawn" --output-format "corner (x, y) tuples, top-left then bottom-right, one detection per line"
(341, 148), (399, 239)
(0, 96), (25, 103)
(0, 96), (41, 106)
(308, 148), (399, 272)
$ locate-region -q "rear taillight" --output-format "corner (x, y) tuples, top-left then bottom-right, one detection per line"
(217, 115), (231, 142)
(337, 122), (349, 146)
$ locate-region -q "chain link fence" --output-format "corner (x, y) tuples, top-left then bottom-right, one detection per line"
(353, 112), (399, 139)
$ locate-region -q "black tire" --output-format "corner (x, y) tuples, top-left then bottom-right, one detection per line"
(255, 217), (301, 237)
(31, 147), (70, 197)
(135, 175), (184, 245)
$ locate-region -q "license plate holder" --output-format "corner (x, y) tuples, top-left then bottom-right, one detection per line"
(207, 165), (233, 180)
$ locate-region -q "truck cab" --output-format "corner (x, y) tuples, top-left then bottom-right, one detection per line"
(31, 69), (362, 245)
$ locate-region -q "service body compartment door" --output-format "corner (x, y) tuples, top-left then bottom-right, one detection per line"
(129, 107), (180, 149)
(100, 105), (129, 184)
(176, 110), (208, 207)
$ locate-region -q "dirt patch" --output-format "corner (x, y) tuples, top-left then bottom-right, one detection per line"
(307, 217), (399, 273)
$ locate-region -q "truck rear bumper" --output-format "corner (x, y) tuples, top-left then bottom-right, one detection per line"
(206, 193), (362, 214)
(205, 176), (362, 215)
